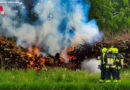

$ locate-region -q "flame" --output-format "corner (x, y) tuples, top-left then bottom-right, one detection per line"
(26, 52), (33, 57)
(67, 48), (73, 52)
(26, 45), (80, 70)
(59, 47), (78, 66)
(40, 57), (45, 64)
(67, 47), (77, 61)
(60, 57), (65, 63)
(34, 46), (39, 55)
(30, 61), (34, 65)
(26, 45), (46, 71)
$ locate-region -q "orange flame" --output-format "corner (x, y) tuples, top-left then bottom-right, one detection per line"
(67, 48), (73, 52)
(27, 52), (33, 57)
(26, 45), (46, 71)
(34, 46), (39, 55)
(40, 58), (45, 64)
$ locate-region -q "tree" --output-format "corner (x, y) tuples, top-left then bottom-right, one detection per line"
(87, 0), (130, 33)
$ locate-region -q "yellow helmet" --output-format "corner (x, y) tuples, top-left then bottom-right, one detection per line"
(102, 48), (107, 53)
(112, 48), (118, 53)
(109, 48), (113, 52)
(112, 48), (115, 53)
(112, 48), (116, 53)
(115, 48), (119, 54)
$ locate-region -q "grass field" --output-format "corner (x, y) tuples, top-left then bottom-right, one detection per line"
(0, 68), (129, 90)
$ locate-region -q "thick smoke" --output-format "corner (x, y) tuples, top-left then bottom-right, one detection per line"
(0, 0), (39, 45)
(0, 0), (102, 55)
(81, 59), (100, 73)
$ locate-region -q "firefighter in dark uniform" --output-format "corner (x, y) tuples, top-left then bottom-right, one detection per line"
(105, 48), (117, 82)
(114, 48), (124, 81)
(98, 48), (107, 83)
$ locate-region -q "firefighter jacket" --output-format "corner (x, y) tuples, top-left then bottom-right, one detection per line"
(101, 53), (106, 65)
(98, 53), (107, 69)
(105, 52), (116, 68)
(115, 54), (124, 69)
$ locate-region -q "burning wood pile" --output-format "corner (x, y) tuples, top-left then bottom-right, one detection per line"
(0, 36), (46, 71)
(65, 37), (130, 68)
(26, 46), (47, 71)
(0, 35), (129, 71)
(0, 36), (96, 70)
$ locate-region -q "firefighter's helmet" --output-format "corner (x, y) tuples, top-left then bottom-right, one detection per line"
(102, 48), (107, 53)
(115, 48), (119, 54)
(109, 48), (116, 53)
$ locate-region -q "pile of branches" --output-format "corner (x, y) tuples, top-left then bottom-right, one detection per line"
(0, 35), (129, 70)
(0, 36), (28, 69)
(69, 38), (130, 67)
(0, 36), (46, 70)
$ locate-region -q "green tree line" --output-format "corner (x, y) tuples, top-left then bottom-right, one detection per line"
(88, 0), (130, 33)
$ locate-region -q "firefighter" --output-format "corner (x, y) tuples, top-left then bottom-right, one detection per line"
(114, 48), (124, 81)
(98, 47), (107, 83)
(105, 48), (117, 82)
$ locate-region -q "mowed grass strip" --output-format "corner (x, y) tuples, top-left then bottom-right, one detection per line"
(0, 68), (129, 90)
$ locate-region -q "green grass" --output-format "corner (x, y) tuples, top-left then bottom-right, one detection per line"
(0, 68), (129, 90)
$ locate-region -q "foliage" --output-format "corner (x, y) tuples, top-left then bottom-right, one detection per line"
(88, 0), (130, 33)
(0, 68), (129, 90)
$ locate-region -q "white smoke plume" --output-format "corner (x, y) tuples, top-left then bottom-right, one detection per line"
(34, 0), (102, 54)
(0, 0), (102, 55)
(0, 0), (38, 45)
(81, 59), (100, 73)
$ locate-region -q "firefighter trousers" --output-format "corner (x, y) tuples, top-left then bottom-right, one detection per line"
(105, 67), (116, 80)
(100, 66), (106, 80)
(116, 69), (120, 80)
